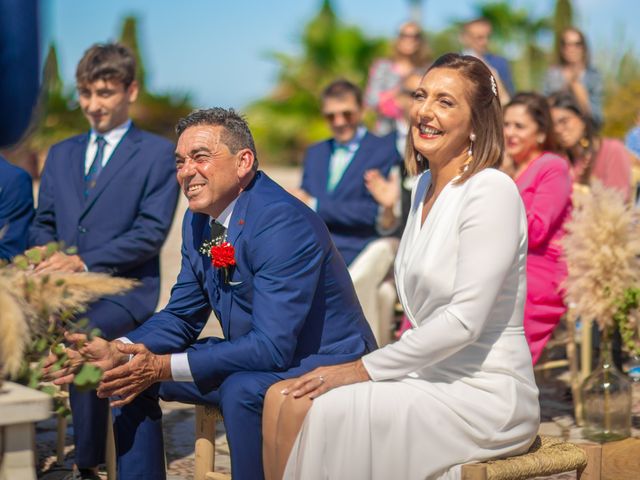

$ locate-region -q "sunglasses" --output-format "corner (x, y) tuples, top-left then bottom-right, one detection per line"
(399, 32), (421, 40)
(323, 110), (357, 123)
(561, 40), (583, 47)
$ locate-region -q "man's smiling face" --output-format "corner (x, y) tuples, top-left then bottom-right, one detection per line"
(175, 125), (243, 218)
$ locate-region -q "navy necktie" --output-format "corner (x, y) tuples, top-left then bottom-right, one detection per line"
(211, 220), (226, 242)
(85, 136), (106, 197)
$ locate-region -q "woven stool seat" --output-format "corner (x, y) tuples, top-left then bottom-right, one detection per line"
(462, 435), (588, 480)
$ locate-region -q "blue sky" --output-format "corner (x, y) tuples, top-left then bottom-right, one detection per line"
(42, 0), (640, 109)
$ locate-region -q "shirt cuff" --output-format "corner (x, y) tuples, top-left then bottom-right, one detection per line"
(307, 197), (318, 212)
(170, 353), (194, 382)
(116, 337), (134, 362)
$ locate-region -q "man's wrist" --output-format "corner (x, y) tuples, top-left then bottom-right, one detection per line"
(157, 354), (172, 381)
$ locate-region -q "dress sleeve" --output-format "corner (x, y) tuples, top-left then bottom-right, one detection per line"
(362, 172), (525, 380)
(525, 157), (572, 249)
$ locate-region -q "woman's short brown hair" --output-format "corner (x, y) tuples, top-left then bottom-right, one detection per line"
(405, 53), (504, 183)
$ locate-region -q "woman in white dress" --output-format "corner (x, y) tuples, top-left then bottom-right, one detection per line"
(262, 53), (540, 480)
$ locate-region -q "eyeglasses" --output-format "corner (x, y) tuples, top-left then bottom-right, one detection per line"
(323, 110), (357, 123)
(398, 31), (421, 40)
(561, 40), (583, 47)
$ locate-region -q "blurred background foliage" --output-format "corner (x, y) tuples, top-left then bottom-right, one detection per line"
(2, 0), (638, 171)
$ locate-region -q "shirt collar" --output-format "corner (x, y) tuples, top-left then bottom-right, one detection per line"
(90, 119), (132, 146)
(211, 198), (237, 229)
(334, 126), (367, 152)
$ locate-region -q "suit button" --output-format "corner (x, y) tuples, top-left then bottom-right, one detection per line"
(78, 226), (87, 233)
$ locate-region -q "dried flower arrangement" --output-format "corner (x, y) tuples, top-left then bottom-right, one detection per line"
(562, 182), (640, 355)
(0, 243), (136, 399)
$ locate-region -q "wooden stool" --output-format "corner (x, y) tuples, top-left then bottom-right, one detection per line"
(194, 405), (231, 480)
(578, 437), (640, 480)
(461, 435), (591, 479)
(54, 384), (117, 479)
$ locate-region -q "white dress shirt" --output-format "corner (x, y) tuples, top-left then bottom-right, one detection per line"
(84, 119), (132, 174)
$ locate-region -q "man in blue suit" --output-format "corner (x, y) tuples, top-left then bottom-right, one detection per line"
(292, 79), (399, 266)
(49, 108), (377, 480)
(461, 18), (515, 96)
(0, 156), (34, 260)
(31, 43), (179, 480)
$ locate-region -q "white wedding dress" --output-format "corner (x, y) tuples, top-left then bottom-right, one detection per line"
(283, 168), (540, 480)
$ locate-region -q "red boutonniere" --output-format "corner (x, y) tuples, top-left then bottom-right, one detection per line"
(210, 242), (236, 269)
(199, 239), (236, 284)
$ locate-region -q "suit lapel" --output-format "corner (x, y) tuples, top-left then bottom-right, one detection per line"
(317, 141), (332, 193)
(193, 216), (222, 315)
(71, 135), (89, 203)
(218, 177), (253, 337)
(80, 126), (141, 219)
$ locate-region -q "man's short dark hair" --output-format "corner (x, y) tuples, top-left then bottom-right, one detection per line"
(76, 43), (136, 88)
(176, 108), (259, 169)
(321, 79), (363, 106)
(463, 17), (492, 31)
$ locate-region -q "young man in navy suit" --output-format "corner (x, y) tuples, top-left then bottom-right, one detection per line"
(292, 79), (400, 266)
(31, 43), (179, 480)
(0, 156), (34, 261)
(47, 108), (377, 480)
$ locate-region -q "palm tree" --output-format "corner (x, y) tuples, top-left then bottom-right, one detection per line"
(245, 0), (388, 165)
(118, 15), (193, 139)
(553, 0), (573, 58)
(477, 1), (552, 91)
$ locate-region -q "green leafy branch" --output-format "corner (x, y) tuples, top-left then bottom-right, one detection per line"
(613, 287), (640, 357)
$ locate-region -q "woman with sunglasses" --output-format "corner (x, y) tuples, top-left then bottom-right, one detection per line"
(365, 21), (432, 135)
(543, 27), (603, 127)
(263, 54), (539, 480)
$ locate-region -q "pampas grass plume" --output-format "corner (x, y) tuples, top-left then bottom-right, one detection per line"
(0, 267), (137, 378)
(563, 182), (640, 331)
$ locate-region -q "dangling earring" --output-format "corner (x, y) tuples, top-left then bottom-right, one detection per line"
(467, 133), (476, 158)
(579, 137), (590, 149)
(461, 133), (476, 174)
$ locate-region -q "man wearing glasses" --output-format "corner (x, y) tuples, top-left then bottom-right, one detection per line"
(292, 79), (399, 266)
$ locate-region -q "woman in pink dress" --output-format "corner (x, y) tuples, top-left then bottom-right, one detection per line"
(504, 92), (572, 363)
(549, 91), (632, 202)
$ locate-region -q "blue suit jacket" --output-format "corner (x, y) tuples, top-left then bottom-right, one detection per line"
(127, 172), (377, 392)
(301, 131), (399, 265)
(485, 52), (515, 96)
(29, 125), (179, 323)
(0, 156), (34, 260)
(0, 0), (39, 147)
